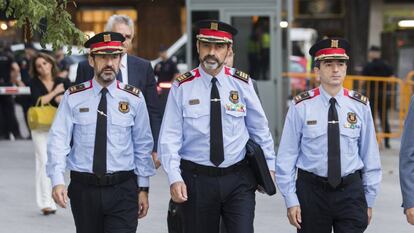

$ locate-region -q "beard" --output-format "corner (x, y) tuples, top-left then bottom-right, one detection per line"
(201, 55), (223, 71)
(97, 66), (117, 83)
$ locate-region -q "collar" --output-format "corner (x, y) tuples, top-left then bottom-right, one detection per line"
(92, 78), (117, 98)
(319, 85), (344, 108)
(121, 53), (127, 68)
(198, 65), (226, 88)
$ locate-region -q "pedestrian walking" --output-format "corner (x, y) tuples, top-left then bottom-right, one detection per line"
(29, 52), (71, 215)
(47, 32), (156, 233)
(159, 20), (276, 233)
(276, 38), (382, 233)
(399, 95), (414, 225)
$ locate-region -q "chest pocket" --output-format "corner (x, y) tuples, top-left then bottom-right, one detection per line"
(73, 112), (96, 144)
(183, 106), (209, 135)
(301, 126), (326, 156)
(110, 115), (134, 144)
(224, 108), (246, 133)
(340, 127), (360, 155)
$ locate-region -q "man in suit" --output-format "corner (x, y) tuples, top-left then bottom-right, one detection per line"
(75, 15), (161, 163)
(400, 95), (414, 225)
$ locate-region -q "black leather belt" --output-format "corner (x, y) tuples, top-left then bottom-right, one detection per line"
(180, 159), (248, 177)
(298, 169), (361, 189)
(70, 170), (136, 186)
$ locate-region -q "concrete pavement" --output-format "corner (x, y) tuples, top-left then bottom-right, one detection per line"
(0, 138), (412, 233)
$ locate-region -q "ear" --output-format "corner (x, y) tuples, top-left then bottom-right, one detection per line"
(313, 66), (320, 75)
(196, 40), (200, 54)
(88, 55), (95, 68)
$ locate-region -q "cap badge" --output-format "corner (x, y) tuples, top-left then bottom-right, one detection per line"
(331, 39), (339, 48)
(104, 34), (111, 42)
(118, 101), (129, 113)
(210, 22), (218, 30)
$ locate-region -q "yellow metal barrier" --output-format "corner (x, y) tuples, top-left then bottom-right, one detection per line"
(283, 72), (409, 147)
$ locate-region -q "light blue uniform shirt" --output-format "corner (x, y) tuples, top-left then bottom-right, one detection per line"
(47, 79), (155, 187)
(276, 86), (382, 208)
(159, 65), (276, 185)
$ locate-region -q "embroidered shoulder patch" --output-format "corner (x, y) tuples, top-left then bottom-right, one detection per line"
(119, 83), (141, 97)
(348, 90), (368, 105)
(232, 69), (250, 83)
(175, 71), (194, 84)
(69, 81), (91, 95)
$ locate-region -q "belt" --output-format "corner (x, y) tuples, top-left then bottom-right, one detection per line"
(70, 170), (136, 186)
(180, 159), (248, 177)
(297, 169), (361, 190)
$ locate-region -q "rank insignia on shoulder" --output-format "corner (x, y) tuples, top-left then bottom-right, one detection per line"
(175, 72), (194, 85)
(348, 90), (368, 105)
(69, 81), (92, 95)
(293, 88), (320, 105)
(232, 69), (250, 83)
(120, 83), (141, 97)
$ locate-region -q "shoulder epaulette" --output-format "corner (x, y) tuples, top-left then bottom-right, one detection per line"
(293, 88), (320, 105)
(119, 83), (141, 97)
(348, 90), (368, 105)
(232, 69), (250, 83)
(69, 81), (92, 95)
(175, 71), (194, 84)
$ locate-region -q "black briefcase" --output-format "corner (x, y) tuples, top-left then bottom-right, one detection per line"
(245, 139), (277, 196)
(167, 199), (184, 233)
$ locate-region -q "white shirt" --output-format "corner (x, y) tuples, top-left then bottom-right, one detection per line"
(120, 53), (128, 84)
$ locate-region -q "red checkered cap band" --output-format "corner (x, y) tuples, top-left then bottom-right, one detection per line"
(90, 41), (123, 51)
(199, 29), (233, 40)
(315, 48), (347, 58)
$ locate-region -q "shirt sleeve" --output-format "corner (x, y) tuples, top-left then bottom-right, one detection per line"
(132, 95), (156, 187)
(46, 91), (73, 187)
(275, 103), (303, 208)
(244, 79), (276, 170)
(359, 101), (382, 208)
(400, 96), (414, 209)
(158, 83), (184, 185)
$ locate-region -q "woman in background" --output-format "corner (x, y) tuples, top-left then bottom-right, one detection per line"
(29, 52), (71, 215)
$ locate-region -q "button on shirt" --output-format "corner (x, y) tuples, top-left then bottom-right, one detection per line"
(275, 86), (382, 208)
(158, 65), (276, 185)
(47, 79), (155, 187)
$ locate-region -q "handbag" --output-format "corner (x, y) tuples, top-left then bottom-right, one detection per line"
(27, 98), (57, 130)
(245, 139), (277, 196)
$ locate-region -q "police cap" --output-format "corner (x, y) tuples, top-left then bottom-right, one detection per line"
(195, 20), (238, 44)
(309, 38), (350, 61)
(84, 32), (125, 55)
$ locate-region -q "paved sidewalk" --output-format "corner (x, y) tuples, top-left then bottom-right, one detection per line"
(0, 139), (412, 233)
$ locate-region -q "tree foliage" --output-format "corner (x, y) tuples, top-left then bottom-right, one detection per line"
(0, 0), (85, 52)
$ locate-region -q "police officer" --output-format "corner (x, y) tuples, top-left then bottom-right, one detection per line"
(276, 38), (382, 233)
(154, 45), (179, 116)
(159, 20), (276, 233)
(47, 32), (155, 233)
(399, 95), (414, 225)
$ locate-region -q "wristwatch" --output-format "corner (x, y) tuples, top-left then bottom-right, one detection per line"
(138, 187), (149, 193)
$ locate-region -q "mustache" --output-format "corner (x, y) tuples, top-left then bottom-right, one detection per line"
(202, 55), (219, 63)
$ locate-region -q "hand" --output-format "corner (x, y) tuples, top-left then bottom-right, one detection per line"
(152, 152), (161, 169)
(405, 207), (414, 225)
(54, 83), (65, 94)
(138, 191), (149, 219)
(287, 206), (302, 229)
(367, 207), (372, 225)
(52, 184), (68, 208)
(170, 181), (187, 203)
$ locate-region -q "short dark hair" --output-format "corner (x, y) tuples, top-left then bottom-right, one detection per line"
(314, 59), (348, 69)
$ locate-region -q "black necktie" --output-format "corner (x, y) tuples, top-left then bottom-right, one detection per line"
(93, 87), (108, 176)
(116, 70), (123, 82)
(328, 97), (341, 188)
(210, 77), (224, 166)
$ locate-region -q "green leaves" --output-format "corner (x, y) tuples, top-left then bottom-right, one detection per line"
(1, 0), (85, 54)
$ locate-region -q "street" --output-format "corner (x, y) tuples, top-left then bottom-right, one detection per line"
(0, 138), (412, 233)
